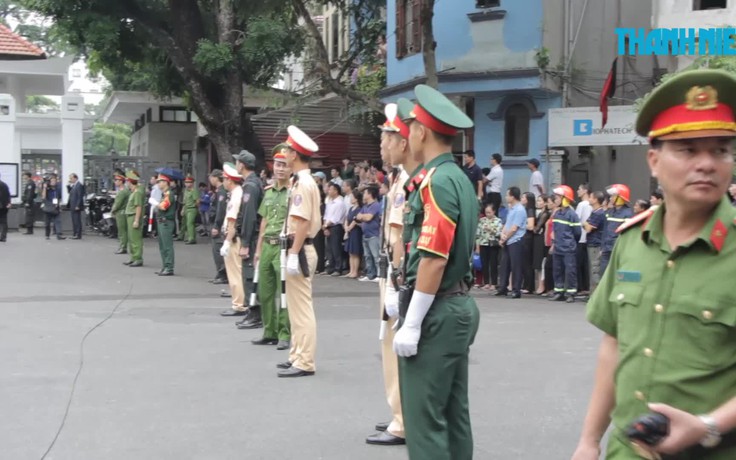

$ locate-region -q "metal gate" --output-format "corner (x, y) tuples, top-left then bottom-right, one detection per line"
(83, 155), (191, 193)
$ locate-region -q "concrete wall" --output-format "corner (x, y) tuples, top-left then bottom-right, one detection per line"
(147, 123), (196, 163)
(386, 0), (543, 86)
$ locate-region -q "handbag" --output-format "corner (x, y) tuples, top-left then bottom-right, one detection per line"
(43, 201), (59, 215)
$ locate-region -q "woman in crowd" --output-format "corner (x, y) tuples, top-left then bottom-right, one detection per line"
(543, 195), (557, 294)
(521, 192), (536, 294)
(343, 189), (364, 279)
(475, 202), (503, 290)
(533, 194), (551, 295)
(633, 199), (651, 214)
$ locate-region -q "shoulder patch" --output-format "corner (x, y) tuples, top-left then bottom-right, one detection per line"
(293, 194), (303, 207)
(243, 192), (250, 203)
(394, 193), (405, 208)
(616, 206), (657, 234)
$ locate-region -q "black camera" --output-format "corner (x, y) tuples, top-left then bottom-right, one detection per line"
(625, 412), (670, 446)
(378, 253), (388, 279)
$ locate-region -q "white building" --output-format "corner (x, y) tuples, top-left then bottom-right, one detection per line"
(653, 0), (732, 71)
(67, 60), (107, 106)
(0, 24), (89, 203)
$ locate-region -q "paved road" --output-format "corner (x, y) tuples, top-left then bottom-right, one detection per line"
(0, 233), (602, 460)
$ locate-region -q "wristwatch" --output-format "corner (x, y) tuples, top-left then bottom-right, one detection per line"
(698, 415), (722, 448)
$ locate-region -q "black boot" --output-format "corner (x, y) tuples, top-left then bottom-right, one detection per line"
(548, 292), (565, 302)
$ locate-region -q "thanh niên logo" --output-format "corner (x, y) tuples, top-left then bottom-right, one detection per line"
(616, 28), (736, 56)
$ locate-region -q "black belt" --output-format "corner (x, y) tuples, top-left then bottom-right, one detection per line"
(157, 217), (173, 223)
(436, 280), (469, 298)
(265, 237), (281, 245)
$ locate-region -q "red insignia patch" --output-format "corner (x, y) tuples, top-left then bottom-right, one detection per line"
(710, 219), (728, 252)
(416, 185), (456, 258)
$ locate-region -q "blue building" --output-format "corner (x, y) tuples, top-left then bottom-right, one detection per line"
(382, 0), (562, 193)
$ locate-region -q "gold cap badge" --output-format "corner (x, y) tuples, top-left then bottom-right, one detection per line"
(686, 85), (718, 110)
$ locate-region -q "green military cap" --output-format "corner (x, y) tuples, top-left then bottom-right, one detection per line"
(405, 84), (474, 135)
(396, 98), (414, 120)
(125, 170), (140, 182)
(636, 69), (736, 141)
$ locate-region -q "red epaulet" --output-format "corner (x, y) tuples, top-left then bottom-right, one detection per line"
(406, 168), (427, 192)
(264, 185), (273, 191)
(616, 206), (658, 234)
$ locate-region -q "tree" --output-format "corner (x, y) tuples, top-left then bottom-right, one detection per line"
(290, 0), (385, 111)
(23, 0), (305, 164)
(420, 0), (438, 89)
(84, 122), (133, 156)
(26, 95), (58, 113)
(0, 1), (73, 56)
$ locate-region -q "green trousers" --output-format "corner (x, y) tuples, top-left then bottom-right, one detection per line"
(183, 208), (197, 243)
(258, 242), (290, 341)
(398, 295), (480, 460)
(115, 212), (128, 251)
(158, 221), (175, 271)
(126, 215), (143, 262)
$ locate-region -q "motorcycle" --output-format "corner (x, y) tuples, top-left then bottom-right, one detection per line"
(86, 190), (117, 237)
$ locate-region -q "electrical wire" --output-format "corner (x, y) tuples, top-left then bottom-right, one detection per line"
(39, 283), (135, 460)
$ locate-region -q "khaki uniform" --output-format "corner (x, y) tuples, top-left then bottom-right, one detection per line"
(380, 168), (409, 438)
(224, 185), (245, 311)
(286, 169), (321, 372)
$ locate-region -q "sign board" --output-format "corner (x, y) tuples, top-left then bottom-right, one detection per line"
(0, 162), (18, 197)
(548, 106), (647, 147)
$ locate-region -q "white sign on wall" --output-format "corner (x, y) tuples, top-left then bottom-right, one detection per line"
(548, 106), (647, 147)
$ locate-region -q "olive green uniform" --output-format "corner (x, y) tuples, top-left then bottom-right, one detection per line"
(587, 198), (736, 459)
(112, 187), (130, 252)
(182, 187), (198, 243)
(400, 154), (480, 460)
(125, 187), (145, 263)
(157, 189), (177, 272)
(257, 184), (290, 341)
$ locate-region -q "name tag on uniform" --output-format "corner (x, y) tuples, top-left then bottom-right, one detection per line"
(616, 270), (641, 283)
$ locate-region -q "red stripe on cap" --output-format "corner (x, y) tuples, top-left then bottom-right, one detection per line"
(413, 104), (458, 136)
(286, 135), (312, 156)
(393, 117), (410, 139)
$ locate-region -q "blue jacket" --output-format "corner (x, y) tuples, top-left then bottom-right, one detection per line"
(68, 182), (85, 210)
(552, 206), (581, 254)
(602, 205), (633, 252)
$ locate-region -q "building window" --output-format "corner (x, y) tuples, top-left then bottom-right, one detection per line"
(396, 0), (423, 59)
(504, 103), (530, 155)
(476, 0), (500, 8)
(331, 12), (340, 63)
(72, 68), (82, 78)
(693, 0), (726, 9)
(160, 107), (193, 123)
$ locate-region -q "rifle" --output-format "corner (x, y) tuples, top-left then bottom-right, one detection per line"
(279, 174), (298, 310)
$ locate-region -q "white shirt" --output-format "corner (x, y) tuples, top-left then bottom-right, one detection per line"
(529, 170), (544, 198)
(575, 199), (592, 243)
(486, 164), (503, 194)
(324, 195), (347, 226)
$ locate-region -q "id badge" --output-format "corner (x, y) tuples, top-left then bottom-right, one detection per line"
(52, 198), (58, 205)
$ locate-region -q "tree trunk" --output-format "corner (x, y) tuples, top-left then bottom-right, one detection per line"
(421, 0), (438, 89)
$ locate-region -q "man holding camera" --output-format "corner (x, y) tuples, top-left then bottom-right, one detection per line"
(572, 70), (736, 460)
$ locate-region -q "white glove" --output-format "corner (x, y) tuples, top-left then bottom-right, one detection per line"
(393, 290), (435, 358)
(286, 253), (300, 276)
(384, 285), (400, 318)
(148, 197), (160, 207)
(220, 240), (231, 257)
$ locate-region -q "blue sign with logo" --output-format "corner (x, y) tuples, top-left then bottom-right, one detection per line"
(573, 119), (593, 136)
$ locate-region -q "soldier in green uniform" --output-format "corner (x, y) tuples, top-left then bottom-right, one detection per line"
(111, 170), (130, 255)
(393, 85), (480, 460)
(181, 175), (198, 244)
(572, 69), (736, 460)
(251, 145), (291, 349)
(153, 173), (176, 276)
(123, 170), (145, 267)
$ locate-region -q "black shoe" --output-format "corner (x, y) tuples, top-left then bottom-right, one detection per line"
(276, 340), (290, 350)
(276, 361), (293, 370)
(549, 293), (565, 302)
(277, 367), (314, 378)
(184, 241), (196, 245)
(129, 261), (143, 267)
(45, 236), (50, 240)
(375, 422), (389, 432)
(366, 431), (406, 446)
(251, 337), (278, 345)
(494, 290), (508, 297)
(57, 236), (66, 240)
(158, 270), (174, 276)
(211, 278), (228, 285)
(24, 232), (33, 235)
(565, 295), (575, 303)
(115, 249), (127, 255)
(71, 236), (81, 240)
(237, 320), (263, 330)
(123, 261), (133, 266)
(511, 293), (521, 299)
(220, 309), (247, 317)
(220, 291), (232, 298)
